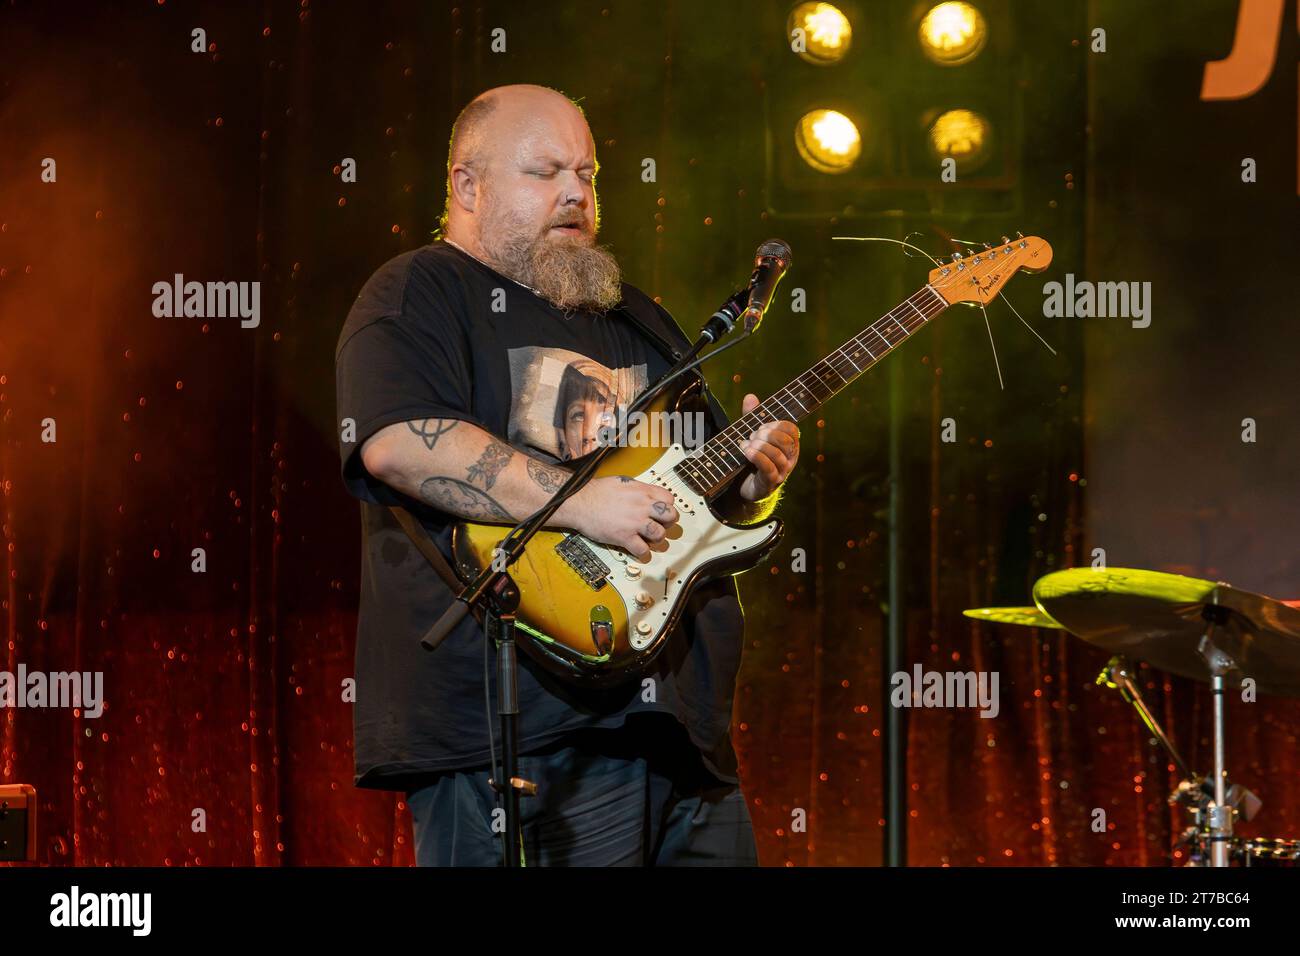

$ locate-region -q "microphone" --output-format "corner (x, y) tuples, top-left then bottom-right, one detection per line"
(741, 239), (792, 333)
(698, 239), (793, 343)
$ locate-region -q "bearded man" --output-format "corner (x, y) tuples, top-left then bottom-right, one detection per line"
(335, 83), (800, 866)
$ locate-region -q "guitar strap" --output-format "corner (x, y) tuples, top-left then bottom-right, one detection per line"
(387, 504), (486, 626)
(610, 301), (686, 365)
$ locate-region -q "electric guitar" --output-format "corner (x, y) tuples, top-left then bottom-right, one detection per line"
(451, 234), (1053, 685)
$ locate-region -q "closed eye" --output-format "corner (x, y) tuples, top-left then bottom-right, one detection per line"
(527, 167), (595, 182)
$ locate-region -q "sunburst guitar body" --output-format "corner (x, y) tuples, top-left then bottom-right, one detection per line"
(452, 374), (784, 687)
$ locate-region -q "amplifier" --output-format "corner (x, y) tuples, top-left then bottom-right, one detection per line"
(0, 784), (37, 862)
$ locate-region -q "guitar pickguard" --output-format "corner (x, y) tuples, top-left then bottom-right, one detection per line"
(577, 443), (781, 652)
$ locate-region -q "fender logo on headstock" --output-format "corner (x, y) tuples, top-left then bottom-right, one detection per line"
(927, 235), (1053, 306)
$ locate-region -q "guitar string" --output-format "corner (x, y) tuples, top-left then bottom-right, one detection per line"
(659, 246), (1029, 499)
(706, 292), (939, 450)
(666, 292), (943, 497)
(711, 249), (1014, 453)
(668, 287), (946, 495)
(1000, 290), (1056, 356)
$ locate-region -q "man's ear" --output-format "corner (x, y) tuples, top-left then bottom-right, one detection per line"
(449, 163), (481, 214)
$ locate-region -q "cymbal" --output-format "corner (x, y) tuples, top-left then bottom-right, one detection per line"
(1032, 567), (1300, 696)
(962, 606), (1063, 629)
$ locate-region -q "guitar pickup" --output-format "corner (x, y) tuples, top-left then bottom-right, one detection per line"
(555, 535), (611, 591)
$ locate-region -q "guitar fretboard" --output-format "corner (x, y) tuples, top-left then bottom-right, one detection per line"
(673, 284), (950, 497)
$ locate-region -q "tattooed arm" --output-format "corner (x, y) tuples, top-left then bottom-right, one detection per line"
(359, 418), (680, 558)
(361, 418), (569, 522)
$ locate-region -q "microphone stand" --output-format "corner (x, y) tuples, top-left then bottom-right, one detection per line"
(417, 291), (754, 867)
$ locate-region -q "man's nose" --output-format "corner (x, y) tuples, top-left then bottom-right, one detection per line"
(558, 171), (587, 206)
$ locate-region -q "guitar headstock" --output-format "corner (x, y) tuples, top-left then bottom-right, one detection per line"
(927, 234), (1053, 306)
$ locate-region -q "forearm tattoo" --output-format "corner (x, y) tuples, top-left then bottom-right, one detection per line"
(418, 476), (513, 521)
(407, 418), (458, 450)
(466, 440), (514, 490)
(526, 457), (568, 494)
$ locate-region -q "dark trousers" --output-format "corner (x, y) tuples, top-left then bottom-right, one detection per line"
(405, 714), (758, 866)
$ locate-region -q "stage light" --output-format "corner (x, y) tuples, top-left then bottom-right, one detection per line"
(788, 2), (853, 65)
(918, 2), (987, 66)
(926, 108), (992, 170)
(794, 109), (862, 174)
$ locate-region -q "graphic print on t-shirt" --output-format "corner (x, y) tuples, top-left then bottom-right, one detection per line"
(506, 347), (648, 463)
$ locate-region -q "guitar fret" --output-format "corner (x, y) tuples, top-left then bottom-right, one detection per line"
(672, 281), (956, 501)
(819, 361), (849, 387)
(698, 456), (723, 481)
(832, 346), (861, 372)
(802, 373), (835, 403)
(763, 397), (790, 420)
(719, 445), (744, 467)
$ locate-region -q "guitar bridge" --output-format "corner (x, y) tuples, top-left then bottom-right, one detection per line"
(555, 535), (611, 591)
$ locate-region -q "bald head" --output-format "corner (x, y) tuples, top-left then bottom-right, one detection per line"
(444, 93), (499, 173)
(439, 84), (596, 236)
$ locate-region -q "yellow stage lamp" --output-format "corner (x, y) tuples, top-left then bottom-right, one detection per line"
(918, 2), (987, 66)
(788, 2), (853, 65)
(926, 108), (992, 171)
(795, 109), (862, 174)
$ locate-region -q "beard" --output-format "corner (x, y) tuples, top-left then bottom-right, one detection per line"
(479, 201), (623, 313)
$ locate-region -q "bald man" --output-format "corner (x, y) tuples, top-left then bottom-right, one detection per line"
(335, 84), (799, 866)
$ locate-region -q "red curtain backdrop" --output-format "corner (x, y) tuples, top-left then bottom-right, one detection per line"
(3, 0), (1296, 866)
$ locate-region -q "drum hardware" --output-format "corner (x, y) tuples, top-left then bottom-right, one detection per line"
(1239, 838), (1300, 867)
(969, 567), (1300, 867)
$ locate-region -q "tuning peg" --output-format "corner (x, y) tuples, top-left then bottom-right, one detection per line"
(951, 251), (963, 262)
(1014, 231), (1024, 239)
(1000, 236), (1010, 245)
(982, 241), (991, 249)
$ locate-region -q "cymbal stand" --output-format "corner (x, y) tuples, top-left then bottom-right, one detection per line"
(1197, 607), (1236, 867)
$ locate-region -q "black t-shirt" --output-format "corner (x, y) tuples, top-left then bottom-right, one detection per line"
(335, 240), (746, 790)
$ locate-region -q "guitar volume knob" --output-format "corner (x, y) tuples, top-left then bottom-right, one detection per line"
(634, 590), (654, 608)
(625, 563), (643, 580)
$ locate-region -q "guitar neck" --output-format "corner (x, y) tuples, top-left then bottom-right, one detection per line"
(673, 283), (951, 498)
